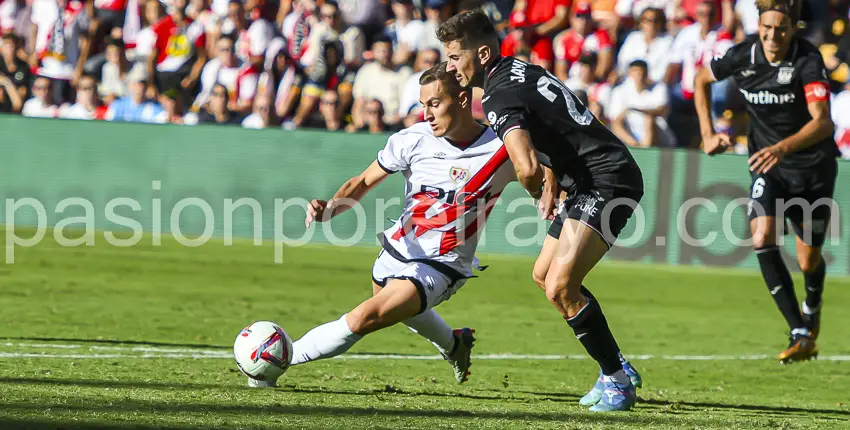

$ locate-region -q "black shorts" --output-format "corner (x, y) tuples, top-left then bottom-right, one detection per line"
(748, 169), (837, 247)
(547, 187), (644, 248)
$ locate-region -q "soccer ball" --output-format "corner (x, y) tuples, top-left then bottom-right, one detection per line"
(233, 321), (293, 382)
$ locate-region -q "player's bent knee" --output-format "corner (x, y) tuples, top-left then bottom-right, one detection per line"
(531, 268), (546, 290)
(543, 278), (582, 307)
(751, 232), (774, 250)
(346, 304), (384, 335)
(798, 252), (822, 273)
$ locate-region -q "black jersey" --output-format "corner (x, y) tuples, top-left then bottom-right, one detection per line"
(482, 56), (643, 194)
(709, 34), (837, 172)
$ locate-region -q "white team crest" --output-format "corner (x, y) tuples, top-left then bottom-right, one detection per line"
(449, 167), (470, 183)
(487, 111), (497, 124)
(777, 67), (794, 84)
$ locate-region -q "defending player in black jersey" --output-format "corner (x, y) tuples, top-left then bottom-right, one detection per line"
(437, 11), (644, 412)
(695, 0), (836, 364)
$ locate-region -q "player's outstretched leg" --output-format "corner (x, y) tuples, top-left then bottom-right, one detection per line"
(545, 219), (635, 412)
(751, 216), (816, 363)
(247, 279), (423, 387)
(535, 232), (641, 407)
(796, 236), (826, 341)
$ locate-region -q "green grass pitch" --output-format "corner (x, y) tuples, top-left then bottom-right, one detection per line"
(1, 229), (849, 429)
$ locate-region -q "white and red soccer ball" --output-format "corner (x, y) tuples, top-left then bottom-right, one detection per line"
(233, 321), (293, 381)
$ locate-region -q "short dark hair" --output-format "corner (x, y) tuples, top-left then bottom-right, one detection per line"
(419, 61), (467, 99)
(105, 36), (125, 50)
(628, 59), (648, 70)
(756, 0), (802, 24)
(437, 10), (499, 49)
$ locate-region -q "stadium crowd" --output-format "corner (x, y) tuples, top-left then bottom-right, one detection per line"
(0, 0), (848, 155)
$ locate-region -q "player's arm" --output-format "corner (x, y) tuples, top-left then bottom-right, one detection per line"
(503, 128), (545, 199)
(305, 161), (390, 227)
(694, 67), (731, 155)
(749, 98), (834, 174)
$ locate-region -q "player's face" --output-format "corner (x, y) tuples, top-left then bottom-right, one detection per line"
(420, 81), (460, 137)
(759, 11), (794, 55)
(444, 41), (482, 88)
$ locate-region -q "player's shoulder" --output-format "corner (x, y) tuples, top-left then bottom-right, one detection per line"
(487, 56), (544, 89)
(391, 122), (436, 143)
(792, 36), (824, 61)
(719, 34), (759, 62)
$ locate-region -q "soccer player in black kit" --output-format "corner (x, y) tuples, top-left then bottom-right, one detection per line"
(438, 11), (644, 412)
(695, 0), (836, 363)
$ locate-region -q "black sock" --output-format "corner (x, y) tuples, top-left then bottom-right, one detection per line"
(756, 246), (804, 330)
(566, 286), (622, 376)
(803, 260), (826, 310)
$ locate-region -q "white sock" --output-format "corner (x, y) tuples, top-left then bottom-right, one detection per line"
(791, 327), (811, 337)
(403, 309), (455, 355)
(291, 315), (363, 365)
(604, 369), (630, 386)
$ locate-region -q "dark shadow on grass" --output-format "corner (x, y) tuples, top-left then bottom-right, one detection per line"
(0, 418), (204, 430)
(0, 401), (695, 426)
(0, 377), (231, 391)
(282, 386), (555, 403)
(637, 397), (850, 419)
(0, 337), (229, 350)
(518, 390), (850, 419)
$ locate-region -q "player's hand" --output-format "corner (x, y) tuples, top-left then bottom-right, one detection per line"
(305, 199), (336, 228)
(537, 184), (558, 221)
(749, 146), (784, 174)
(702, 133), (732, 156)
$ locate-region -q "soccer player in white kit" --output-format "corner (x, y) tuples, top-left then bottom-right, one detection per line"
(248, 62), (516, 387)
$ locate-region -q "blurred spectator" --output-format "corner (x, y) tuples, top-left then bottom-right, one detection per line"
(106, 65), (166, 122)
(125, 0), (163, 64)
(564, 54), (597, 93)
(281, 0), (315, 65)
(346, 98), (385, 133)
(32, 0), (91, 102)
(616, 7), (673, 83)
(193, 34), (240, 110)
(608, 59), (675, 147)
(386, 0), (427, 66)
(421, 0), (455, 51)
(554, 2), (614, 81)
(158, 89), (185, 123)
(235, 0), (275, 65)
(148, 0), (208, 106)
(242, 94), (270, 128)
(501, 0), (570, 71)
(351, 36), (410, 128)
(318, 89), (342, 130)
(58, 74), (98, 119)
(292, 36), (350, 127)
(0, 0), (21, 35)
(733, 0), (759, 37)
(260, 39), (304, 123)
(303, 0), (364, 69)
(667, 0), (733, 146)
(197, 82), (241, 123)
(399, 47), (440, 127)
(337, 0), (386, 42)
(22, 75), (59, 117)
(615, 0), (676, 29)
(833, 79), (850, 159)
(98, 37), (129, 103)
(0, 73), (23, 113)
(0, 33), (30, 102)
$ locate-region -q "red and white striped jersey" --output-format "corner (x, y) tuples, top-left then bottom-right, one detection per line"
(376, 122), (515, 276)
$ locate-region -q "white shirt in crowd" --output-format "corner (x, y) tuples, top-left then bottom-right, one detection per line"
(615, 0), (676, 21)
(735, 0), (760, 35)
(617, 31), (674, 83)
(832, 89), (850, 159)
(58, 102), (95, 120)
(22, 98), (58, 118)
(669, 22), (734, 97)
(391, 19), (428, 53)
(352, 62), (411, 123)
(608, 78), (676, 147)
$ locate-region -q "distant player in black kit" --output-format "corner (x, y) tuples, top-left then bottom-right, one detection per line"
(695, 0), (836, 363)
(437, 11), (644, 412)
